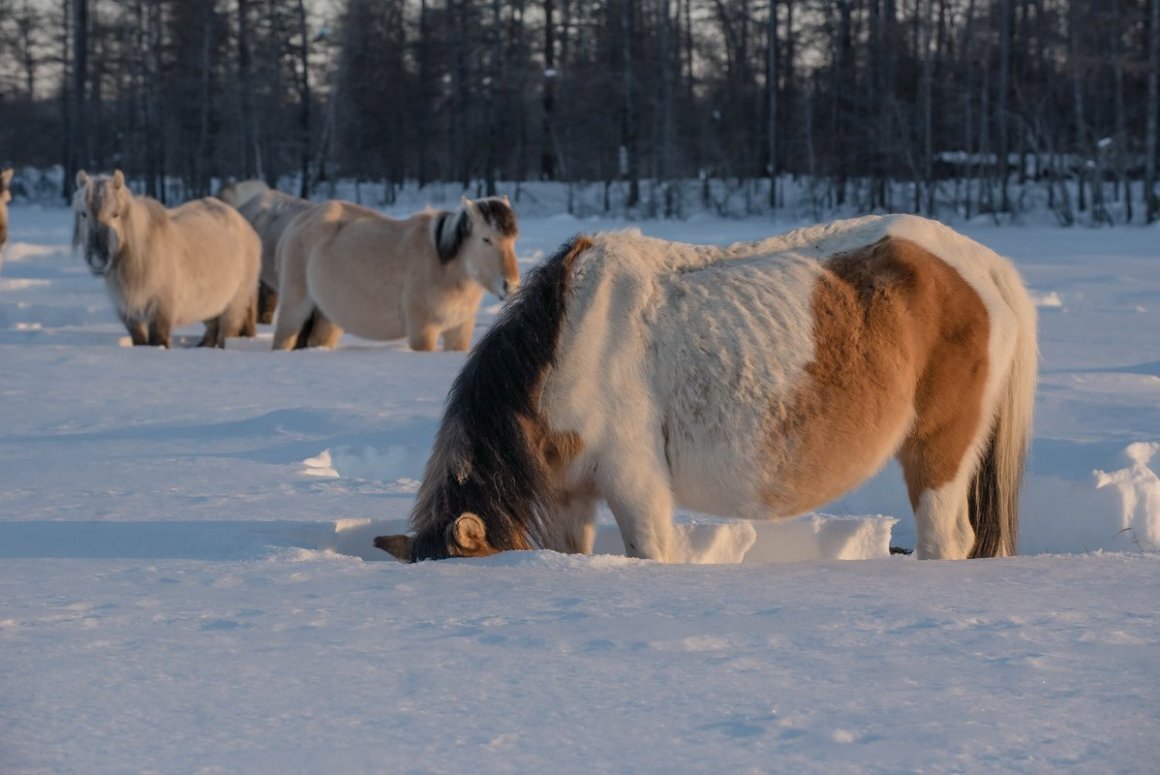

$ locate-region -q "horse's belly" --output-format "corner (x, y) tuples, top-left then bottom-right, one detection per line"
(307, 258), (406, 341)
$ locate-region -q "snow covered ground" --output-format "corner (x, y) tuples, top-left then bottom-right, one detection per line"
(0, 205), (1157, 772)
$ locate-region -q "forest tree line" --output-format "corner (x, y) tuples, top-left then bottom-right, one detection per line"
(0, 0), (1158, 222)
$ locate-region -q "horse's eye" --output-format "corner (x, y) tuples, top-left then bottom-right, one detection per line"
(111, 212), (119, 219)
(80, 212), (87, 219)
(482, 237), (493, 245)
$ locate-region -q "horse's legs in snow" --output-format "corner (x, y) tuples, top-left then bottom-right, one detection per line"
(407, 322), (440, 352)
(119, 313), (149, 346)
(197, 319), (219, 347)
(147, 317), (172, 348)
(257, 281), (278, 325)
(600, 449), (677, 561)
(236, 291), (258, 338)
(304, 310), (343, 349)
(898, 413), (987, 560)
(441, 320), (474, 352)
(557, 491), (598, 554)
(272, 297), (314, 350)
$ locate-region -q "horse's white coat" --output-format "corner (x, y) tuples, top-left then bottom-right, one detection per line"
(541, 215), (1036, 561)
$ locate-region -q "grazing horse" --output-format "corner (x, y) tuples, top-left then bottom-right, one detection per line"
(76, 170), (261, 348)
(272, 196), (520, 351)
(217, 179), (313, 324)
(376, 215), (1038, 563)
(0, 168), (12, 273)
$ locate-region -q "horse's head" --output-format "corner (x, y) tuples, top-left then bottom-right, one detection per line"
(435, 196), (520, 300)
(78, 169), (133, 276)
(375, 512), (504, 563)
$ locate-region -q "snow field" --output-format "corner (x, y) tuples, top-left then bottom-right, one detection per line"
(0, 205), (1157, 772)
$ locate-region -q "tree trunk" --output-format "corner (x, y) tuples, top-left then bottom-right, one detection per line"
(766, 0), (778, 208)
(621, 0), (639, 208)
(541, 0), (557, 180)
(237, 0), (256, 179)
(68, 0), (89, 197)
(997, 0), (1011, 212)
(1148, 0), (1160, 222)
(295, 0), (311, 197)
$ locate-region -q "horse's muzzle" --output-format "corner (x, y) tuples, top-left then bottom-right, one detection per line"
(85, 250), (111, 276)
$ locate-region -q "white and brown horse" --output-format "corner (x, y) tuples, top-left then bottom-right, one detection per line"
(77, 170), (261, 348)
(377, 214), (1038, 563)
(217, 179), (313, 323)
(0, 168), (13, 273)
(272, 197), (520, 351)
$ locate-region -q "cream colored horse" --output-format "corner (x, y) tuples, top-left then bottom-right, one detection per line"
(273, 196), (520, 351)
(218, 179), (313, 323)
(77, 170), (261, 348)
(0, 168), (12, 273)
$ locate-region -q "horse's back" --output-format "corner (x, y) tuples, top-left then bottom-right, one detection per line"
(545, 216), (1028, 521)
(281, 201), (416, 340)
(162, 197), (261, 324)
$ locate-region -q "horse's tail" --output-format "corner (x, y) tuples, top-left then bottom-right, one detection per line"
(969, 267), (1038, 558)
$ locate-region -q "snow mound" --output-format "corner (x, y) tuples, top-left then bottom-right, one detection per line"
(301, 445), (426, 483)
(1029, 289), (1063, 308)
(1095, 442), (1160, 552)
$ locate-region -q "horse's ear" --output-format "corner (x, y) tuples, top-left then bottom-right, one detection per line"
(0, 168), (12, 187)
(502, 194), (510, 206)
(75, 170), (89, 188)
(112, 169), (125, 190)
(451, 513), (496, 556)
(374, 534), (413, 562)
(460, 196), (480, 218)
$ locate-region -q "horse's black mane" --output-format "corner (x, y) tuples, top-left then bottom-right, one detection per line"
(433, 197), (518, 264)
(409, 235), (590, 561)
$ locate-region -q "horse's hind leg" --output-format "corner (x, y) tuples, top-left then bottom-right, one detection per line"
(272, 297), (315, 350)
(257, 282), (278, 325)
(197, 319), (218, 347)
(304, 310), (343, 349)
(236, 291), (258, 338)
(898, 414), (989, 560)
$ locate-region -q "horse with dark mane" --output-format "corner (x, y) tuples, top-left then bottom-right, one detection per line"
(377, 215), (1038, 563)
(273, 196), (520, 351)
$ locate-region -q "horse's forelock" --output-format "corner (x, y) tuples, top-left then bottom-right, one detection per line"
(473, 198), (518, 237)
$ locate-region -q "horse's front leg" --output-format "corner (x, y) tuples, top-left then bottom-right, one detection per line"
(599, 445), (677, 562)
(147, 317), (172, 348)
(407, 322), (440, 352)
(119, 312), (149, 346)
(441, 320), (474, 352)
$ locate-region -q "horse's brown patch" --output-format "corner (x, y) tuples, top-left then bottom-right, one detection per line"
(766, 237), (989, 513)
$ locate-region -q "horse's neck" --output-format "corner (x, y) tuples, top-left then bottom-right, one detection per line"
(118, 198), (167, 275)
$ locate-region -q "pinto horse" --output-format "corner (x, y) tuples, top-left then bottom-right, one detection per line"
(377, 215), (1038, 563)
